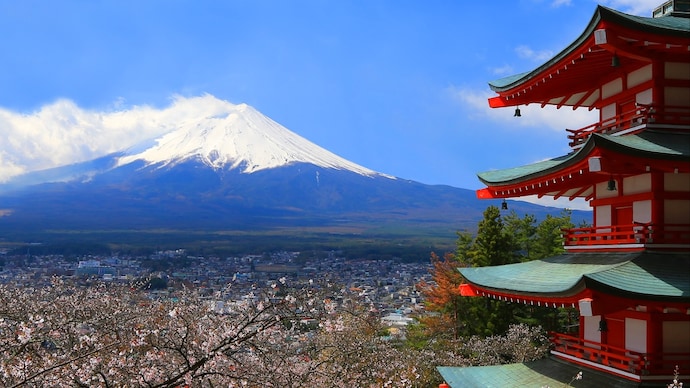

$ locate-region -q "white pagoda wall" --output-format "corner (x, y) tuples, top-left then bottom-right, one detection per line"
(594, 174), (652, 227)
(625, 174), (652, 224)
(664, 172), (690, 225)
(625, 318), (647, 353)
(594, 173), (690, 228)
(665, 172), (690, 191)
(628, 64), (652, 88)
(583, 315), (602, 346)
(666, 62), (690, 80)
(597, 60), (690, 123)
(663, 321), (690, 353)
(636, 89), (652, 105)
(665, 62), (690, 108)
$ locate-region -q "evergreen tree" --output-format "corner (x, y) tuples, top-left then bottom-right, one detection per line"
(470, 206), (519, 267)
(418, 206), (577, 340)
(503, 211), (537, 261)
(531, 209), (574, 260)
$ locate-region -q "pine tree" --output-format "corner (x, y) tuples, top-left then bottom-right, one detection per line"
(471, 206), (519, 267)
(418, 206), (576, 340)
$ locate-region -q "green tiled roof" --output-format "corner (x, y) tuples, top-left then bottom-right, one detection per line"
(586, 253), (690, 300)
(489, 6), (690, 91)
(477, 131), (690, 186)
(438, 357), (644, 387)
(477, 153), (576, 186)
(599, 130), (690, 158)
(460, 253), (633, 295)
(488, 72), (530, 90)
(459, 252), (690, 301)
(604, 5), (690, 34)
(437, 363), (567, 388)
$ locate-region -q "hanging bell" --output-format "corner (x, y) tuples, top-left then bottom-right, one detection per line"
(607, 178), (617, 191)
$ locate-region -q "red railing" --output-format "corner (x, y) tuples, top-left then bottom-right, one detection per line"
(551, 332), (690, 377)
(647, 104), (690, 126)
(562, 223), (690, 247)
(566, 104), (690, 148)
(551, 332), (647, 375)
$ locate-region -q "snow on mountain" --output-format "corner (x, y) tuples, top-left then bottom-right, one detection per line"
(117, 103), (392, 179)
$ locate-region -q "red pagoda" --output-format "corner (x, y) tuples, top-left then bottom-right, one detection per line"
(438, 2), (690, 387)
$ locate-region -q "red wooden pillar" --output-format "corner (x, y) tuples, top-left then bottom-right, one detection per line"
(650, 172), (664, 233)
(647, 311), (663, 357)
(579, 315), (586, 339)
(651, 60), (664, 108)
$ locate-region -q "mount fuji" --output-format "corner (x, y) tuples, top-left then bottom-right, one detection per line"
(116, 103), (389, 178)
(0, 100), (584, 247)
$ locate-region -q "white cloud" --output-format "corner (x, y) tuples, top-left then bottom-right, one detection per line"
(449, 86), (598, 211)
(0, 95), (240, 182)
(550, 0), (572, 8)
(490, 64), (514, 76)
(515, 45), (554, 63)
(449, 86), (598, 132)
(515, 195), (591, 211)
(548, 0), (655, 15)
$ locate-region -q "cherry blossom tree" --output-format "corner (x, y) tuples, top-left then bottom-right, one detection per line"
(1, 275), (550, 387)
(0, 277), (339, 387)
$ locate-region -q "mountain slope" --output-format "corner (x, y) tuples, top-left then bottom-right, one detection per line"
(0, 101), (590, 245)
(117, 102), (389, 178)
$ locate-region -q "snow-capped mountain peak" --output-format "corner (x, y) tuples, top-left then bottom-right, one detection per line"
(117, 102), (390, 178)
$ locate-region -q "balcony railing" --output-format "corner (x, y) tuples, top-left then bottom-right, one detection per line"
(562, 223), (690, 248)
(551, 332), (690, 378)
(566, 104), (690, 148)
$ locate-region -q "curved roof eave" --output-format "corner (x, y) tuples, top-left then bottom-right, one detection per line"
(459, 252), (690, 301)
(488, 5), (690, 93)
(459, 253), (633, 296)
(477, 135), (595, 186)
(477, 131), (690, 186)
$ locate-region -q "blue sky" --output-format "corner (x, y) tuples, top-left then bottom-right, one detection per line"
(0, 0), (661, 207)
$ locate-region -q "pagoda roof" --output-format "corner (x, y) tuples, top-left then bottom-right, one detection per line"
(438, 357), (642, 388)
(459, 252), (690, 303)
(476, 130), (690, 199)
(487, 6), (690, 109)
